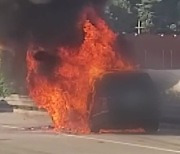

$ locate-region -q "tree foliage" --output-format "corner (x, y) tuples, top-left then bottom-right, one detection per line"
(105, 0), (137, 33)
(0, 73), (11, 98)
(153, 0), (180, 33)
(135, 0), (162, 32)
(105, 0), (180, 34)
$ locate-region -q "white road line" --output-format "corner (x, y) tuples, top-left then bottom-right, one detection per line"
(63, 134), (180, 153)
(1, 125), (19, 129)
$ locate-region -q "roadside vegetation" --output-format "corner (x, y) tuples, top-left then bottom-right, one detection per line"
(0, 73), (12, 99)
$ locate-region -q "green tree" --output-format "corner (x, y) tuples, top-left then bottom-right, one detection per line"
(105, 0), (161, 33)
(105, 0), (137, 33)
(0, 73), (11, 98)
(153, 0), (179, 33)
(0, 50), (12, 98)
(135, 0), (162, 33)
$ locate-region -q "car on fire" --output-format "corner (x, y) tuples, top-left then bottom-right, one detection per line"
(88, 71), (160, 133)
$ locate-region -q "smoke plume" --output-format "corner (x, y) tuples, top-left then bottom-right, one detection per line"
(0, 0), (107, 92)
(0, 0), (106, 48)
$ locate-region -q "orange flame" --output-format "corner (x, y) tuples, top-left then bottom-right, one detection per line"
(26, 14), (132, 133)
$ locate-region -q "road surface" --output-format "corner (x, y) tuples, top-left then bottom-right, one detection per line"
(0, 112), (180, 154)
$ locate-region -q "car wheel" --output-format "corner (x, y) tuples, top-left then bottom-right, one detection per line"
(143, 119), (159, 134)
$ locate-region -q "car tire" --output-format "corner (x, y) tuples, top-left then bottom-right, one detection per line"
(143, 119), (159, 134)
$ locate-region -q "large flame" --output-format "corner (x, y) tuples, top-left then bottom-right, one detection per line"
(26, 14), (132, 133)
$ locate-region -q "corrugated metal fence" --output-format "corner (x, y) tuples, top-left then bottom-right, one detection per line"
(124, 34), (180, 69)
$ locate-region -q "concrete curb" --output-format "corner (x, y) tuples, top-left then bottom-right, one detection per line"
(11, 104), (45, 112)
(13, 108), (48, 115)
(0, 94), (47, 112)
(4, 94), (35, 107)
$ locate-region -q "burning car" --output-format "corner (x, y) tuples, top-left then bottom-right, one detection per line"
(89, 71), (160, 133)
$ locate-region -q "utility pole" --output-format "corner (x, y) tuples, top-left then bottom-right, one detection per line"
(135, 20), (145, 34)
(135, 3), (145, 34)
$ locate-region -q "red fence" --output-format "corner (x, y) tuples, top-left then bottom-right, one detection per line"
(124, 34), (180, 69)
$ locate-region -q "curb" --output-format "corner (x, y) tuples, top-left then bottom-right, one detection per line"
(11, 104), (45, 112)
(13, 108), (48, 115)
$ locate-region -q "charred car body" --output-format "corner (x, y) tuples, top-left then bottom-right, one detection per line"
(88, 71), (160, 133)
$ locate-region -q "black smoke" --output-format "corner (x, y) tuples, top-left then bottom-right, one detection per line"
(0, 0), (106, 48)
(0, 0), (112, 95)
(0, 0), (107, 93)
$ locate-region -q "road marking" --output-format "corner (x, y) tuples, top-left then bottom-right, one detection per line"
(1, 125), (19, 129)
(63, 134), (180, 153)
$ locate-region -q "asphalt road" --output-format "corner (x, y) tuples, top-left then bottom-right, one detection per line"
(0, 112), (180, 154)
(1, 131), (180, 154)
